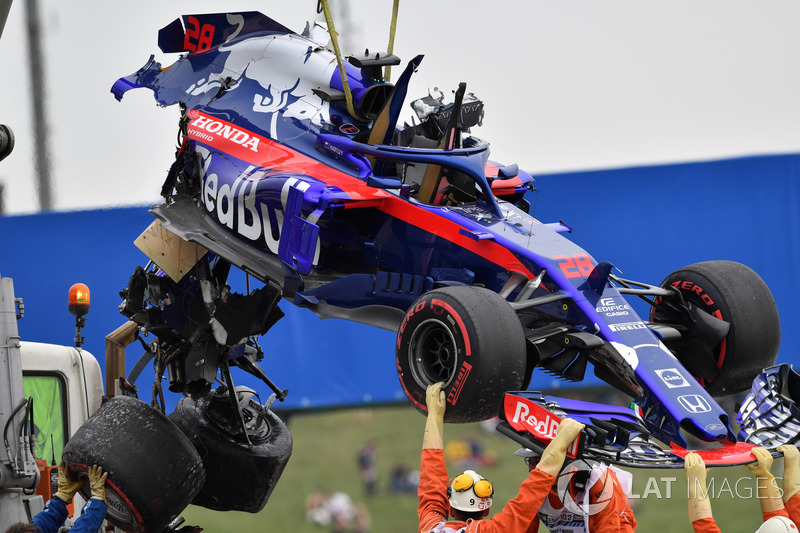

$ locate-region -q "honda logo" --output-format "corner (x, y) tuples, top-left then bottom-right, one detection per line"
(678, 394), (712, 414)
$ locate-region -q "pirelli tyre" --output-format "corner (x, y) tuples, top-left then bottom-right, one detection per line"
(168, 386), (293, 513)
(62, 395), (205, 533)
(651, 260), (780, 395)
(396, 286), (526, 423)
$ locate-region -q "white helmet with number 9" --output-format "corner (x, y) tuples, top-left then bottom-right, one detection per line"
(447, 470), (494, 513)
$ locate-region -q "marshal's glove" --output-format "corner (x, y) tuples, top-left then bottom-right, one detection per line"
(87, 464), (108, 502)
(777, 445), (800, 503)
(747, 446), (774, 479)
(54, 461), (83, 503)
(685, 452), (713, 522)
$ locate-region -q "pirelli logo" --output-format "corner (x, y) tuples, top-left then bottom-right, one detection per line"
(609, 322), (647, 332)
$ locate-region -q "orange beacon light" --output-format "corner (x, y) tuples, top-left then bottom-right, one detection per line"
(68, 283), (90, 318)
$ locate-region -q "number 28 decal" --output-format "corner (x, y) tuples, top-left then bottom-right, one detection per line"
(554, 253), (595, 278)
(184, 16), (215, 53)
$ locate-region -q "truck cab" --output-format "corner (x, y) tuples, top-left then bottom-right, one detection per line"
(0, 274), (106, 531)
(21, 342), (104, 520)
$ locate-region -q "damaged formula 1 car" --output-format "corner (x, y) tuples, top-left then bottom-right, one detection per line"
(95, 7), (786, 530)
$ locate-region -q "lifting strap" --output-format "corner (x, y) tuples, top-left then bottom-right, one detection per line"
(317, 0), (364, 121)
(385, 0), (400, 81)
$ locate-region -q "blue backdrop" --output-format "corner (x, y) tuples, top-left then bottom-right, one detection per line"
(1, 153), (797, 413)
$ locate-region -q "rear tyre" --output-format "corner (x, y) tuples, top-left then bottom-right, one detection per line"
(169, 387), (293, 513)
(62, 396), (205, 533)
(651, 260), (780, 395)
(396, 286), (526, 423)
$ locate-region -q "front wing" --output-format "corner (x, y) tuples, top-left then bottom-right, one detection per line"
(499, 365), (800, 469)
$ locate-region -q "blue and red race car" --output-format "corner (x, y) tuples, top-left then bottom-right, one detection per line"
(112, 10), (785, 471)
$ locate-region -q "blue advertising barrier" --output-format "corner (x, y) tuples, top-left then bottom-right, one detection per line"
(0, 153), (796, 413)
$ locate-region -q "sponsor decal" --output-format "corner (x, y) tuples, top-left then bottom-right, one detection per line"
(188, 112), (262, 153)
(430, 298), (471, 356)
(609, 321), (647, 332)
(322, 140), (343, 157)
(670, 280), (716, 307)
(595, 297), (631, 317)
(504, 396), (580, 458)
(105, 490), (132, 523)
(397, 300), (428, 348)
(339, 123), (360, 135)
(706, 423), (726, 431)
(654, 368), (690, 388)
(195, 146), (321, 267)
(678, 394), (712, 414)
(447, 361), (472, 406)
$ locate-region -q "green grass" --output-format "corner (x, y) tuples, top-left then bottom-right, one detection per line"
(180, 405), (770, 533)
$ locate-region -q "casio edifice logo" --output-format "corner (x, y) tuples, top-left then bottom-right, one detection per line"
(595, 297), (631, 317)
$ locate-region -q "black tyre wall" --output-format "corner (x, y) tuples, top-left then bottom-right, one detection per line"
(654, 260), (780, 395)
(169, 391), (293, 513)
(62, 396), (205, 533)
(396, 286), (526, 423)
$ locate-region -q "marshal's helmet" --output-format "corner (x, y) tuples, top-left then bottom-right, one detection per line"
(755, 516), (798, 533)
(447, 470), (494, 513)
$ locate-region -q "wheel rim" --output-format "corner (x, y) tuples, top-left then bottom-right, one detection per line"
(409, 319), (459, 385)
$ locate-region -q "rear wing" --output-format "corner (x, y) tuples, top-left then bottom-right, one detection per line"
(157, 11), (293, 53)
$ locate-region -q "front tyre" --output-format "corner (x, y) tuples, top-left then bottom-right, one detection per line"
(396, 286), (526, 423)
(651, 260), (780, 395)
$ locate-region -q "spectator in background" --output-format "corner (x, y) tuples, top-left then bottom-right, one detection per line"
(305, 488), (372, 533)
(358, 441), (378, 497)
(390, 462), (418, 494)
(306, 488), (333, 527)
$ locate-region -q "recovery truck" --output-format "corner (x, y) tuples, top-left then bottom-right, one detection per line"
(0, 273), (105, 530)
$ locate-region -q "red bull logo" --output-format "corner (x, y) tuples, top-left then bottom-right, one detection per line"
(504, 395), (580, 458)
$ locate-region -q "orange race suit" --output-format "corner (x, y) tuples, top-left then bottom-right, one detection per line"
(418, 448), (556, 533)
(691, 493), (800, 533)
(525, 464), (637, 533)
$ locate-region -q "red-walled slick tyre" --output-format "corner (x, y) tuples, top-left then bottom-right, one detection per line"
(396, 286), (526, 423)
(651, 260), (780, 395)
(62, 395), (205, 533)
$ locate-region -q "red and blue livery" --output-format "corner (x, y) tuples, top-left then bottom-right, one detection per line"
(113, 11), (783, 460)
